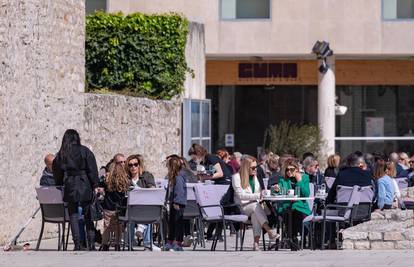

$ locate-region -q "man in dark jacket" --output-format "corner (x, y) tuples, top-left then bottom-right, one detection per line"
(40, 154), (55, 186)
(326, 154), (374, 204)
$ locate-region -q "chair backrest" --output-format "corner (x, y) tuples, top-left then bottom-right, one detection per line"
(128, 187), (166, 205)
(35, 186), (67, 222)
(395, 177), (408, 190)
(308, 183), (315, 211)
(36, 186), (64, 204)
(358, 186), (374, 203)
(186, 183), (198, 201)
(325, 176), (336, 190)
(155, 178), (169, 189)
(193, 184), (229, 219)
(336, 185), (360, 219)
(126, 188), (166, 223)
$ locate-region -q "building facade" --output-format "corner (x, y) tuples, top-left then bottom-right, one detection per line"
(101, 0), (414, 157)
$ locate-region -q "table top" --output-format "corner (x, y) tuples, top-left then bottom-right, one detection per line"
(262, 194), (327, 201)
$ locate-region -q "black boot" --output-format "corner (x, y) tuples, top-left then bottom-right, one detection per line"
(70, 214), (81, 251)
(87, 230), (96, 251)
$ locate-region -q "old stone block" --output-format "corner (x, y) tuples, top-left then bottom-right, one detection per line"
(354, 241), (370, 250)
(370, 212), (385, 220)
(371, 241), (395, 250)
(341, 240), (354, 250)
(402, 229), (414, 240)
(342, 231), (368, 240)
(395, 241), (414, 249)
(368, 232), (382, 240)
(391, 210), (414, 221)
(384, 231), (404, 241)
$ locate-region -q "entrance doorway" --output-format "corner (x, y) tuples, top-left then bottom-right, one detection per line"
(207, 85), (318, 155)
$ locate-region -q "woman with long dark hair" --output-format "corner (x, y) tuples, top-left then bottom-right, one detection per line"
(52, 129), (99, 251)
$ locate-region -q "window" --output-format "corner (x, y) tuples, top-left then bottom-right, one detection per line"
(221, 0), (271, 20)
(183, 99), (211, 157)
(86, 0), (107, 15)
(383, 0), (414, 19)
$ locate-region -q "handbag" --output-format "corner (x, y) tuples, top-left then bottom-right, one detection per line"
(90, 193), (104, 221)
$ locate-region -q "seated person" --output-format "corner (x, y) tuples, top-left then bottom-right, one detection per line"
(272, 158), (311, 250)
(374, 161), (395, 210)
(326, 153), (374, 204)
(232, 155), (278, 251)
(39, 154), (55, 186)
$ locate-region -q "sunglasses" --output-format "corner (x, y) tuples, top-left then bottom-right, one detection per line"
(128, 163), (139, 168)
(286, 167), (296, 172)
(250, 166), (258, 170)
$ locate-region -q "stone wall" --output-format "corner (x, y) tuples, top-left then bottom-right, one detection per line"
(83, 93), (181, 177)
(0, 0), (183, 245)
(342, 207), (414, 250)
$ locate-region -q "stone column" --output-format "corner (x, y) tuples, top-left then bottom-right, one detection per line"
(318, 56), (336, 159)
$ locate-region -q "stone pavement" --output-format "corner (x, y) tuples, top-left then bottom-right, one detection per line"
(2, 233), (414, 267)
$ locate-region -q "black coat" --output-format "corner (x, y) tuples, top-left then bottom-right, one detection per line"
(326, 167), (373, 204)
(52, 144), (99, 203)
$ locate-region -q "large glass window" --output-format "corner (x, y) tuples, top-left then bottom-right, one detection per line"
(86, 0), (107, 15)
(383, 0), (414, 19)
(221, 0), (271, 19)
(183, 99), (211, 157)
(335, 86), (414, 156)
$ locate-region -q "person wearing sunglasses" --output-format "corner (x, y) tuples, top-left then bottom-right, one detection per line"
(303, 156), (323, 186)
(273, 158), (311, 250)
(125, 154), (159, 251)
(232, 155), (279, 251)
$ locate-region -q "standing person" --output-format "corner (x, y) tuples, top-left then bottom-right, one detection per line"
(52, 129), (99, 251)
(100, 161), (129, 251)
(40, 154), (55, 186)
(165, 155), (187, 251)
(188, 144), (231, 240)
(232, 155), (279, 251)
(373, 162), (395, 210)
(188, 143), (231, 185)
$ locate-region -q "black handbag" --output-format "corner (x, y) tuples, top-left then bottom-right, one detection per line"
(90, 193), (104, 221)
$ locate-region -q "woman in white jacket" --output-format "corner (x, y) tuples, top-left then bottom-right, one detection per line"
(232, 155), (278, 250)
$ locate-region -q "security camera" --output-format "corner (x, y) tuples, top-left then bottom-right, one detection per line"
(335, 104), (348, 116)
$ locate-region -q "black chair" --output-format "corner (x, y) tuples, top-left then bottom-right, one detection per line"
(35, 186), (69, 251)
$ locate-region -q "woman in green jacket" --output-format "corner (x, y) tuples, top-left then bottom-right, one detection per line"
(273, 158), (311, 245)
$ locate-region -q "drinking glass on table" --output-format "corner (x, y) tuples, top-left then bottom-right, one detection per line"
(262, 178), (270, 196)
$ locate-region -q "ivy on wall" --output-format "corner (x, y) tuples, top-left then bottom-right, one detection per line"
(86, 12), (191, 100)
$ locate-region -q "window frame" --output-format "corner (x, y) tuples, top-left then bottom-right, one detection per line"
(219, 0), (272, 21)
(382, 0), (414, 21)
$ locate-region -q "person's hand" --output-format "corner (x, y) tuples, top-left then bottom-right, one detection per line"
(173, 204), (180, 211)
(94, 187), (101, 194)
(294, 171), (302, 182)
(272, 184), (280, 192)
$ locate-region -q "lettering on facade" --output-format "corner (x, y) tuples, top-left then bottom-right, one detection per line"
(238, 63), (298, 80)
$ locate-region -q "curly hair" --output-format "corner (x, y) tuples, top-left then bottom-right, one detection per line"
(166, 155), (183, 185)
(106, 162), (130, 193)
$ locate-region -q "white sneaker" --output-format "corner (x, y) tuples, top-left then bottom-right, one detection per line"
(151, 244), (161, 251)
(268, 229), (280, 241)
(253, 242), (260, 251)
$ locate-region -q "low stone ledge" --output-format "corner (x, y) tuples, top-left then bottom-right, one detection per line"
(342, 209), (414, 250)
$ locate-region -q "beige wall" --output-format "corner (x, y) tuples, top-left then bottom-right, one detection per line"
(107, 0), (414, 57)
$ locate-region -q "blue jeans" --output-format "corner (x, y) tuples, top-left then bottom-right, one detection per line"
(143, 224), (152, 247)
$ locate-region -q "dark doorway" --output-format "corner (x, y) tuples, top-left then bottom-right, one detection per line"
(207, 85), (318, 155)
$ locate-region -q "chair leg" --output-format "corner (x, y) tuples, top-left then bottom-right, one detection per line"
(235, 229), (239, 251)
(36, 221), (45, 251)
(223, 221), (227, 251)
(57, 223), (61, 251)
(301, 222), (305, 250)
(128, 223), (132, 251)
(159, 221), (165, 251)
(321, 219), (326, 250)
(262, 229), (266, 251)
(150, 224), (153, 251)
(240, 224), (246, 251)
(65, 222), (70, 250)
(61, 223), (66, 251)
